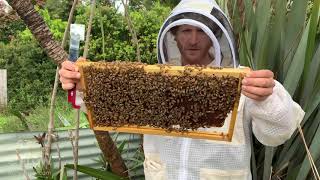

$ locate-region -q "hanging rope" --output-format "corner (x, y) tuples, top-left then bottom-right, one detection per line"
(298, 124), (320, 180)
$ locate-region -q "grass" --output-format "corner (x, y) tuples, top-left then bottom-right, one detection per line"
(0, 113), (26, 133)
(0, 95), (89, 133)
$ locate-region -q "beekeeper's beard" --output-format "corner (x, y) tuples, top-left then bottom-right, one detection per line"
(177, 43), (212, 66)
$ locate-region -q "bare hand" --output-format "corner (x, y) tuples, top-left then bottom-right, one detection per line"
(59, 59), (83, 90)
(241, 70), (275, 101)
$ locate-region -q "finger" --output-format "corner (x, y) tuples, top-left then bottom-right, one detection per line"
(242, 78), (275, 88)
(59, 76), (80, 84)
(242, 91), (267, 101)
(77, 57), (86, 62)
(61, 60), (78, 72)
(242, 85), (273, 97)
(246, 70), (274, 78)
(61, 83), (76, 90)
(76, 82), (83, 91)
(59, 68), (81, 79)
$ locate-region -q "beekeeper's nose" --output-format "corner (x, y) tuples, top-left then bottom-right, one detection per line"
(189, 30), (200, 45)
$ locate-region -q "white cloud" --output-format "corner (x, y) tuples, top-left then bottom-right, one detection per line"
(114, 0), (126, 15)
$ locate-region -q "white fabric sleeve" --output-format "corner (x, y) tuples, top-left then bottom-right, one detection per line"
(76, 90), (87, 114)
(246, 80), (305, 146)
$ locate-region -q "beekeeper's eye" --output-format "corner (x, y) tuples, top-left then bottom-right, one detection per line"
(179, 27), (205, 34)
(197, 29), (206, 35)
(181, 29), (192, 33)
(179, 25), (195, 33)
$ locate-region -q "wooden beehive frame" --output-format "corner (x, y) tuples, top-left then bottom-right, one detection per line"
(76, 61), (249, 142)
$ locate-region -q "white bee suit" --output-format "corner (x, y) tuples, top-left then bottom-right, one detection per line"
(143, 0), (305, 180)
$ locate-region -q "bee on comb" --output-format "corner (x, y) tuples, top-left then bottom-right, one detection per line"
(77, 61), (248, 141)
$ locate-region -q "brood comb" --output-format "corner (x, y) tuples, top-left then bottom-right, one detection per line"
(77, 61), (249, 141)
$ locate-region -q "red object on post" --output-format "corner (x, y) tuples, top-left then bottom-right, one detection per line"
(68, 24), (85, 109)
(68, 87), (80, 109)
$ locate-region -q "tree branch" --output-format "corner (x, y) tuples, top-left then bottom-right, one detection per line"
(121, 0), (141, 62)
(16, 149), (30, 180)
(70, 0), (96, 179)
(45, 0), (79, 175)
(83, 0), (96, 59)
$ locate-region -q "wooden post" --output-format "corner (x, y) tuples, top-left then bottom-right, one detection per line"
(0, 69), (7, 112)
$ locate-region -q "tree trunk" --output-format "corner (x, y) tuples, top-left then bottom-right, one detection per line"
(94, 131), (129, 178)
(34, 0), (46, 8)
(7, 0), (68, 65)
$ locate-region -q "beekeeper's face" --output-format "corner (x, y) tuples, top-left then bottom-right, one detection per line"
(175, 25), (212, 65)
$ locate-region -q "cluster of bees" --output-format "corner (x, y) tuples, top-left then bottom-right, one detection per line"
(83, 62), (240, 131)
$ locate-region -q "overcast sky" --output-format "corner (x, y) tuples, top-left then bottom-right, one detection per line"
(114, 0), (125, 14)
(0, 0), (12, 13)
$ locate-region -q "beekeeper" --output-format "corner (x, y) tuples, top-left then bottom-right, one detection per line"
(143, 1), (304, 180)
(58, 0), (305, 179)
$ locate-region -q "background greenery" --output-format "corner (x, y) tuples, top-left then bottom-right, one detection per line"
(225, 0), (320, 179)
(1, 0), (320, 179)
(0, 0), (174, 133)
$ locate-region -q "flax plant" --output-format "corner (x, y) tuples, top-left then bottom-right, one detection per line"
(223, 0), (320, 179)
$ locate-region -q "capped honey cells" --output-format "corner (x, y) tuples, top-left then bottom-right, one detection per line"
(82, 61), (240, 131)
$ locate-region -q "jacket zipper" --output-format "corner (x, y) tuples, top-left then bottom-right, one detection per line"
(178, 138), (191, 180)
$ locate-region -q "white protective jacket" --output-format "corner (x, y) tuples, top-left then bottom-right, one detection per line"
(143, 0), (305, 180)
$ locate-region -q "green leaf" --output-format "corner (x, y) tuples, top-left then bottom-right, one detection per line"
(263, 147), (274, 180)
(301, 2), (320, 107)
(118, 140), (127, 154)
(127, 161), (143, 171)
(283, 0), (308, 77)
(274, 100), (320, 174)
(302, 89), (320, 126)
(294, 111), (320, 163)
(60, 165), (68, 180)
(275, 106), (320, 172)
(251, 136), (258, 180)
(301, 43), (320, 108)
(285, 113), (319, 173)
(64, 164), (125, 180)
(266, 0), (286, 72)
(239, 30), (255, 68)
(283, 20), (310, 96)
(254, 0), (271, 69)
(243, 0), (255, 49)
(229, 0), (243, 37)
(296, 110), (320, 179)
(285, 164), (301, 180)
(52, 169), (61, 179)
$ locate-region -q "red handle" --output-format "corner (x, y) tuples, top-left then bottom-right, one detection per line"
(68, 87), (80, 109)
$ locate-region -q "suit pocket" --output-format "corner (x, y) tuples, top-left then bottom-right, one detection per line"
(144, 153), (166, 180)
(200, 168), (249, 180)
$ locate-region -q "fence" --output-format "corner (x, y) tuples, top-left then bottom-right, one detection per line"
(0, 69), (7, 112)
(0, 129), (144, 179)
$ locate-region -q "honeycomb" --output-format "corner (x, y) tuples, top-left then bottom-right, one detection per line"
(81, 61), (241, 131)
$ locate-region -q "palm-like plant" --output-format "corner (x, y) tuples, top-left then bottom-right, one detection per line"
(7, 0), (68, 65)
(224, 0), (320, 179)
